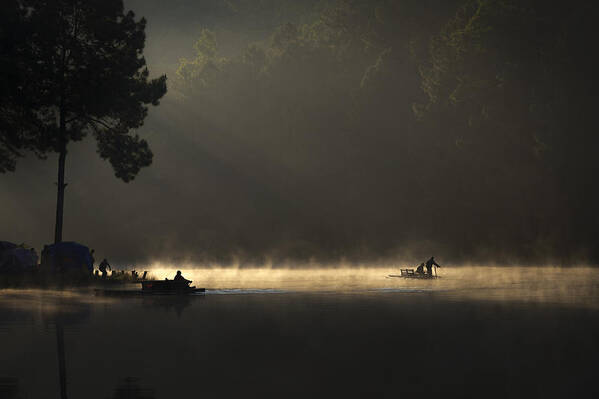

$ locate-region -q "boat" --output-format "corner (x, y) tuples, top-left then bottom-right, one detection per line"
(141, 279), (205, 294)
(96, 279), (205, 296)
(388, 268), (439, 279)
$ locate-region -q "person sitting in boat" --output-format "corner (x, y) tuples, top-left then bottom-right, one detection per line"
(416, 263), (425, 275)
(425, 256), (440, 276)
(98, 258), (111, 279)
(173, 270), (190, 284)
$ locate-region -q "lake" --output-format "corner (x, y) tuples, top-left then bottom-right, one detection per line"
(1, 266), (598, 398)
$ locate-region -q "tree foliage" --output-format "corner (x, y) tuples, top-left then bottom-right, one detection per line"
(0, 1), (43, 172)
(169, 0), (599, 262)
(0, 0), (167, 181)
(419, 0), (599, 257)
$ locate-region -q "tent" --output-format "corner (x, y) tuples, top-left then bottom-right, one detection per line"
(41, 242), (93, 273)
(0, 241), (38, 273)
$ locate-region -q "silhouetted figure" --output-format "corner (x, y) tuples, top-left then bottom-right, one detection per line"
(142, 271), (148, 280)
(90, 249), (95, 268)
(416, 263), (425, 275)
(98, 258), (111, 279)
(425, 257), (440, 276)
(173, 270), (189, 283)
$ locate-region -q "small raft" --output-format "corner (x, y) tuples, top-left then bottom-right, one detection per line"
(388, 268), (439, 279)
(96, 279), (205, 296)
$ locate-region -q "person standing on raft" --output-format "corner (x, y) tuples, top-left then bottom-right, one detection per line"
(425, 257), (440, 276)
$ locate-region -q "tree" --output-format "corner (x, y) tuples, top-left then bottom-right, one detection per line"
(416, 0), (599, 259)
(0, 1), (40, 173)
(1, 0), (167, 243)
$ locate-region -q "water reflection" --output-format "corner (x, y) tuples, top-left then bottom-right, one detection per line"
(0, 289), (208, 398)
(56, 322), (67, 399)
(0, 377), (22, 399)
(111, 378), (155, 399)
(1, 268), (598, 398)
(141, 295), (198, 317)
(7, 290), (93, 399)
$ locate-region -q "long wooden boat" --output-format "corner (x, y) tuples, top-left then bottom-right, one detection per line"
(96, 279), (205, 296)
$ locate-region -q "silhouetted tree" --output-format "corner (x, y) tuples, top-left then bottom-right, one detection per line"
(0, 1), (40, 173)
(0, 0), (166, 243)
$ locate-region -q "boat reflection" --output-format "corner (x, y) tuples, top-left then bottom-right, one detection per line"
(141, 294), (202, 317)
(111, 377), (155, 399)
(0, 377), (22, 399)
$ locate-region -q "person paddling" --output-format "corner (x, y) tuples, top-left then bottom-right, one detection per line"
(425, 256), (440, 276)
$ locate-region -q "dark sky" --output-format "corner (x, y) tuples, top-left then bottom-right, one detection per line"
(1, 0), (597, 266)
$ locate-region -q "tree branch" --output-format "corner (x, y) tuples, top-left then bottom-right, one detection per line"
(87, 117), (116, 132)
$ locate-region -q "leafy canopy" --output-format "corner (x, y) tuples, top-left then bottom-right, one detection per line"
(0, 0), (167, 181)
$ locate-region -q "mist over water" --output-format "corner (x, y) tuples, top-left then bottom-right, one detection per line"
(2, 268), (599, 398)
(140, 265), (599, 307)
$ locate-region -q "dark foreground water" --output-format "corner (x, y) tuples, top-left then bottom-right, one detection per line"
(1, 267), (598, 399)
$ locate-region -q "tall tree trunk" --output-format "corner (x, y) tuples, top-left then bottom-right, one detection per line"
(54, 144), (67, 244)
(54, 102), (67, 244)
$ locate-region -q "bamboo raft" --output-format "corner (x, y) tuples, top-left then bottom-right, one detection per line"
(388, 268), (439, 279)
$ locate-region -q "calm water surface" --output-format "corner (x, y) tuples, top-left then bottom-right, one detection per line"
(1, 266), (598, 398)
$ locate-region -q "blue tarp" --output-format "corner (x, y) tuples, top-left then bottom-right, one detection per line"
(0, 241), (17, 251)
(0, 241), (38, 273)
(41, 242), (93, 273)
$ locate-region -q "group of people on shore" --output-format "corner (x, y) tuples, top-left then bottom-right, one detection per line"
(94, 253), (143, 280)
